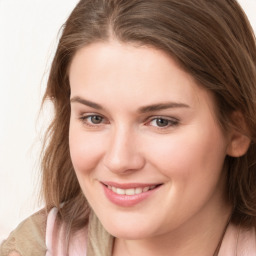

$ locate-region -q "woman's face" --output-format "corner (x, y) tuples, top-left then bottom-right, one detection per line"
(69, 41), (231, 239)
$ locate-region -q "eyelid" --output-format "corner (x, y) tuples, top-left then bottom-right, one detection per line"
(78, 113), (109, 127)
(145, 116), (179, 128)
(76, 112), (179, 130)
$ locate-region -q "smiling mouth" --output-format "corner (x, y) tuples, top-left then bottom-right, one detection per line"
(101, 182), (163, 206)
(102, 183), (162, 196)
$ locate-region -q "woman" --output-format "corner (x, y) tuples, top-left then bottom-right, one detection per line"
(1, 0), (256, 255)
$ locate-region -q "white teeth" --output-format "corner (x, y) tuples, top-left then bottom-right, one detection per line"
(108, 185), (157, 195)
(135, 188), (143, 194)
(125, 188), (135, 195)
(116, 188), (125, 195)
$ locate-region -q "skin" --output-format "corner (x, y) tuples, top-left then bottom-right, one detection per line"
(69, 41), (234, 256)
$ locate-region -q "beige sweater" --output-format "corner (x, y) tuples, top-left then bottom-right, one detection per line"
(0, 210), (47, 256)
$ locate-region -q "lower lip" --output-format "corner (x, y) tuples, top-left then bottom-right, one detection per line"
(102, 184), (161, 207)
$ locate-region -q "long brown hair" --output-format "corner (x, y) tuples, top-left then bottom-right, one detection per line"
(41, 0), (256, 254)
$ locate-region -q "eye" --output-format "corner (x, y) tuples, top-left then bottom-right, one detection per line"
(87, 115), (103, 124)
(148, 117), (179, 128)
(79, 114), (107, 126)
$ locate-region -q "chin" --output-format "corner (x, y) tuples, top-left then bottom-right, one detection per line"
(108, 228), (152, 240)
(100, 217), (158, 240)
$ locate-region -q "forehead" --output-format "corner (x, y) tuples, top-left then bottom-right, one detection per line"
(69, 41), (215, 113)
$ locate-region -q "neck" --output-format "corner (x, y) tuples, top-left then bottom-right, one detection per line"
(113, 202), (232, 256)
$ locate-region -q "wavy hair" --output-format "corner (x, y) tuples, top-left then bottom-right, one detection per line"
(41, 0), (256, 254)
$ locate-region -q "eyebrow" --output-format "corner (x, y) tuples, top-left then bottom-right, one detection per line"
(138, 102), (190, 113)
(70, 96), (103, 110)
(70, 96), (190, 112)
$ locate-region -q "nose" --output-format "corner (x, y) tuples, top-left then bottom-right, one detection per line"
(103, 126), (145, 174)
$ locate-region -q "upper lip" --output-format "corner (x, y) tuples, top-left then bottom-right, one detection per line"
(101, 181), (162, 189)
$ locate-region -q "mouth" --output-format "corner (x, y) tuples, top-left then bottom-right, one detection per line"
(102, 181), (162, 195)
(101, 182), (162, 207)
(104, 184), (160, 196)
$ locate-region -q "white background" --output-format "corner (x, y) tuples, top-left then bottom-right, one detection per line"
(0, 0), (255, 242)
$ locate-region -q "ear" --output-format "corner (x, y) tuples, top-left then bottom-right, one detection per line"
(226, 111), (251, 157)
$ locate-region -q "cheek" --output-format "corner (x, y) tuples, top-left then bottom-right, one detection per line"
(69, 125), (104, 174)
(145, 125), (227, 183)
(144, 127), (227, 221)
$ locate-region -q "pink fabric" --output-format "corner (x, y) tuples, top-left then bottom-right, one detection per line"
(219, 223), (256, 255)
(45, 207), (58, 256)
(45, 208), (87, 256)
(45, 208), (256, 255)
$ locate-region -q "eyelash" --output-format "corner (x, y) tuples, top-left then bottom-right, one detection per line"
(78, 114), (179, 129)
(78, 114), (108, 127)
(146, 116), (179, 129)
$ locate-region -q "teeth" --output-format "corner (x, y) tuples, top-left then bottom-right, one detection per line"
(135, 188), (143, 194)
(116, 188), (125, 195)
(143, 187), (150, 192)
(108, 185), (157, 195)
(125, 188), (135, 195)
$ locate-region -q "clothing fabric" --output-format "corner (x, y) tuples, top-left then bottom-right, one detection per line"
(45, 208), (87, 256)
(0, 209), (87, 256)
(219, 223), (256, 255)
(0, 210), (47, 256)
(1, 208), (256, 256)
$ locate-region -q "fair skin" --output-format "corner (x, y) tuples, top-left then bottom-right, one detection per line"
(69, 41), (239, 256)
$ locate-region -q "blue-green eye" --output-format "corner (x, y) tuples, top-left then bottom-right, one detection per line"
(79, 115), (105, 125)
(155, 118), (169, 127)
(149, 117), (179, 128)
(88, 115), (103, 124)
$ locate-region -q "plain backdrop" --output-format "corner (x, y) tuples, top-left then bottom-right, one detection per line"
(0, 0), (255, 242)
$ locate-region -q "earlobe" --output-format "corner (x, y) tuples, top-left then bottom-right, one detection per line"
(226, 112), (251, 157)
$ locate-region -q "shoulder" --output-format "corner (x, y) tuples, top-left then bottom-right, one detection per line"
(0, 209), (47, 256)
